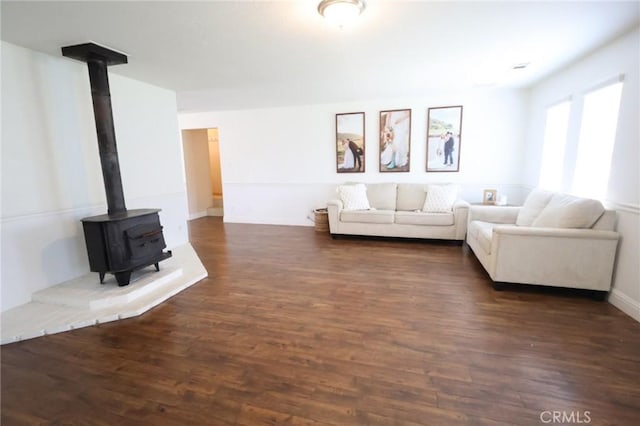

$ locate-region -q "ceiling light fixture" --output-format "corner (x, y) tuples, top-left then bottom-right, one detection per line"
(318, 0), (366, 28)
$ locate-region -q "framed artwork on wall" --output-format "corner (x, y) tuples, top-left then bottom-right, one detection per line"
(379, 109), (411, 172)
(336, 112), (365, 173)
(426, 105), (463, 172)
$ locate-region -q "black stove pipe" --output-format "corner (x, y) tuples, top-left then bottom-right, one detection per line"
(86, 58), (126, 215)
(62, 43), (128, 215)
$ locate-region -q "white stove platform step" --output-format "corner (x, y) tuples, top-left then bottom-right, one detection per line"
(1, 243), (207, 345)
(33, 264), (184, 310)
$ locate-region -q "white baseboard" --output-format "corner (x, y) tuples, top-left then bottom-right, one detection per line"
(224, 214), (313, 227)
(609, 289), (640, 323)
(207, 207), (224, 217)
(188, 211), (208, 220)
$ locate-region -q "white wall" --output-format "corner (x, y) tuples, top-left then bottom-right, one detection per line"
(524, 27), (640, 321)
(1, 42), (189, 312)
(179, 89), (530, 225)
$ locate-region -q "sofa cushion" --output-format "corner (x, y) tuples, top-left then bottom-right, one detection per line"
(396, 183), (428, 211)
(337, 183), (370, 211)
(516, 189), (554, 226)
(532, 193), (605, 229)
(468, 220), (495, 254)
(592, 210), (617, 231)
(366, 183), (397, 210)
(340, 210), (395, 224)
(395, 211), (454, 226)
(422, 184), (459, 213)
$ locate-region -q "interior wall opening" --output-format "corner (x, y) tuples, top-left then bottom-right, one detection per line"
(181, 127), (224, 220)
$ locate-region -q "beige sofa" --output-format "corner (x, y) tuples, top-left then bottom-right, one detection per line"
(466, 189), (619, 297)
(328, 183), (469, 241)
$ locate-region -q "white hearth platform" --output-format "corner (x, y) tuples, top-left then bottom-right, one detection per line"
(1, 243), (207, 345)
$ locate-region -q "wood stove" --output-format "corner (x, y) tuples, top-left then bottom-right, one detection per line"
(62, 42), (172, 286)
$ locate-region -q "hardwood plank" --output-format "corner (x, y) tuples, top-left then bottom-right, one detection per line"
(2, 217), (639, 425)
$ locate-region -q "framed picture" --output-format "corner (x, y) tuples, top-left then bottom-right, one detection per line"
(336, 112), (365, 173)
(379, 109), (411, 172)
(426, 105), (463, 172)
(483, 189), (497, 205)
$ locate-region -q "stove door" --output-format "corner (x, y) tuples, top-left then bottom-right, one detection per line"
(125, 222), (167, 263)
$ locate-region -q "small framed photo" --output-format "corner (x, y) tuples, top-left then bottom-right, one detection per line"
(483, 189), (497, 205)
(379, 109), (411, 172)
(336, 112), (365, 173)
(426, 105), (463, 172)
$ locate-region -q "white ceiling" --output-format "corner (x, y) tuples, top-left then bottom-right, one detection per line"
(2, 1), (639, 112)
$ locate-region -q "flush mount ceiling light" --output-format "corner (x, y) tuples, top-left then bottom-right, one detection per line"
(318, 0), (366, 28)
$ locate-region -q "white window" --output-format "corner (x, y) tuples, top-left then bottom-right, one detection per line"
(572, 80), (624, 199)
(539, 101), (571, 191)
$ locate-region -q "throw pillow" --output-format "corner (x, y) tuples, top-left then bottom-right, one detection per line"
(516, 189), (554, 226)
(532, 193), (605, 229)
(422, 184), (458, 213)
(337, 183), (371, 211)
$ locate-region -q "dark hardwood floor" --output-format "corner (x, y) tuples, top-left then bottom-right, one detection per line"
(2, 217), (639, 425)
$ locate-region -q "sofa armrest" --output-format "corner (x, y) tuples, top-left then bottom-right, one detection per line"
(327, 199), (343, 233)
(452, 199), (470, 240)
(453, 199), (470, 211)
(490, 225), (619, 290)
(468, 205), (520, 224)
(327, 199), (343, 209)
(493, 225), (619, 240)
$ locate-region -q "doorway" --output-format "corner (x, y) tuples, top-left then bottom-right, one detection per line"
(181, 128), (223, 220)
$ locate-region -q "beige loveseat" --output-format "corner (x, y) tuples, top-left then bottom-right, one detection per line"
(466, 189), (619, 296)
(327, 183), (469, 241)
